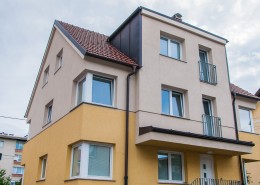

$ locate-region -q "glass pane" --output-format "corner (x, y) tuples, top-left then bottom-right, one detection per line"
(170, 41), (180, 59)
(41, 158), (47, 178)
(199, 50), (208, 63)
(92, 76), (112, 106)
(158, 153), (169, 180)
(171, 154), (182, 181)
(88, 145), (110, 177)
(47, 105), (52, 123)
(162, 90), (170, 115)
(77, 78), (86, 105)
(172, 93), (183, 117)
(203, 100), (211, 115)
(72, 146), (81, 176)
(160, 37), (168, 56)
(239, 109), (252, 132)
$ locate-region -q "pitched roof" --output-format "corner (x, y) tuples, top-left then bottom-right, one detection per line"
(55, 20), (137, 67)
(230, 83), (259, 100)
(255, 88), (260, 97)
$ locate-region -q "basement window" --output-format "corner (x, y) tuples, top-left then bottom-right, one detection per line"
(76, 73), (114, 107)
(71, 142), (113, 180)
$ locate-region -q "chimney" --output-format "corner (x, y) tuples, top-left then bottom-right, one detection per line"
(172, 13), (182, 22)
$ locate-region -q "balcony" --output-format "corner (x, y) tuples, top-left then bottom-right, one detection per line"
(202, 114), (222, 137)
(199, 61), (217, 85)
(190, 178), (241, 185)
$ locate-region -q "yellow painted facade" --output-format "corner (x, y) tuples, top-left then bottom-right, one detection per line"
(243, 101), (260, 185)
(22, 104), (242, 185)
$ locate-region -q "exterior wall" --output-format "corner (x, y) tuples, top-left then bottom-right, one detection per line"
(22, 104), (241, 185)
(252, 101), (260, 134)
(137, 13), (236, 140)
(0, 137), (25, 183)
(0, 138), (16, 176)
(27, 28), (135, 139)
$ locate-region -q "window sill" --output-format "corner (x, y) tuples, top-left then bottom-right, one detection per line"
(36, 179), (46, 182)
(64, 178), (115, 182)
(239, 131), (259, 135)
(161, 113), (190, 121)
(54, 66), (61, 75)
(42, 121), (52, 128)
(160, 54), (187, 63)
(42, 82), (48, 88)
(200, 79), (217, 86)
(158, 180), (186, 184)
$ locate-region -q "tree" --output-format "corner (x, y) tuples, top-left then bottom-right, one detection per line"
(0, 169), (11, 185)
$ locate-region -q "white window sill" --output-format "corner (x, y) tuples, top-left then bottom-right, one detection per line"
(158, 180), (185, 184)
(65, 177), (114, 182)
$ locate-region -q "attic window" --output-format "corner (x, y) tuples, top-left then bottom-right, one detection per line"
(55, 49), (63, 72)
(43, 66), (49, 86)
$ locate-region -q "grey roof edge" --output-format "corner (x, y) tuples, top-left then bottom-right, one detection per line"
(0, 134), (27, 141)
(108, 6), (229, 43)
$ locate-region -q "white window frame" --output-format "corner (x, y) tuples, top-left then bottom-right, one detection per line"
(55, 49), (63, 72)
(158, 150), (185, 184)
(239, 107), (254, 133)
(15, 154), (22, 162)
(12, 167), (24, 174)
(76, 73), (115, 107)
(0, 141), (4, 148)
(70, 142), (113, 180)
(162, 89), (184, 117)
(40, 156), (47, 180)
(43, 66), (49, 85)
(160, 36), (182, 60)
(46, 103), (53, 124)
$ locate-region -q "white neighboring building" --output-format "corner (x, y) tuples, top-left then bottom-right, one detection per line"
(0, 133), (27, 185)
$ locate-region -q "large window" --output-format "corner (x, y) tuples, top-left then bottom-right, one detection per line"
(77, 74), (114, 107)
(71, 143), (113, 180)
(158, 151), (184, 183)
(239, 108), (253, 132)
(12, 167), (24, 174)
(160, 37), (181, 60)
(162, 90), (184, 117)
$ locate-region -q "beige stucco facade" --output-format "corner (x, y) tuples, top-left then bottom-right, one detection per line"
(22, 7), (257, 185)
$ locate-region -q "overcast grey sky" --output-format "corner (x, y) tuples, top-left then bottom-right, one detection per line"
(0, 0), (259, 137)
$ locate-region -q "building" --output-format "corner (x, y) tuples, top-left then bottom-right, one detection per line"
(230, 85), (260, 185)
(0, 133), (27, 185)
(22, 7), (258, 185)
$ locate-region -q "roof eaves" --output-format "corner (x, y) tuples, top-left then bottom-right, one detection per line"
(235, 93), (260, 101)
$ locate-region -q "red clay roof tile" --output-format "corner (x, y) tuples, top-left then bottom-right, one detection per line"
(230, 83), (259, 100)
(57, 21), (137, 67)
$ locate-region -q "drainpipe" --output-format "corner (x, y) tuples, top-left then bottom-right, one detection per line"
(231, 92), (245, 185)
(124, 66), (137, 185)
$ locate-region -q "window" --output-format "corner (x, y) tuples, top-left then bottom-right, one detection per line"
(162, 90), (184, 117)
(12, 167), (24, 174)
(40, 156), (47, 179)
(16, 141), (23, 150)
(158, 151), (184, 183)
(0, 153), (2, 160)
(56, 49), (63, 71)
(45, 101), (53, 124)
(15, 154), (22, 162)
(43, 66), (49, 85)
(76, 74), (114, 106)
(0, 141), (4, 148)
(160, 37), (181, 60)
(71, 143), (113, 180)
(239, 108), (253, 132)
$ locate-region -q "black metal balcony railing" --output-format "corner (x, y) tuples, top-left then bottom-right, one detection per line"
(202, 114), (222, 137)
(199, 61), (217, 85)
(190, 178), (241, 185)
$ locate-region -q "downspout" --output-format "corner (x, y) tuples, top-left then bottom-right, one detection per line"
(231, 92), (245, 185)
(125, 66), (137, 185)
